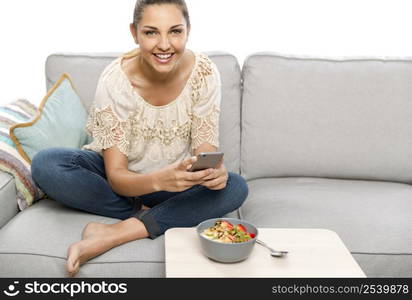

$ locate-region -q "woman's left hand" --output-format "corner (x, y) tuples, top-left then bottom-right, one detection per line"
(200, 159), (228, 190)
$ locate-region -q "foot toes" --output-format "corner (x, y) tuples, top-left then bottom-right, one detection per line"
(69, 261), (80, 277)
(66, 260), (75, 276)
(66, 243), (80, 276)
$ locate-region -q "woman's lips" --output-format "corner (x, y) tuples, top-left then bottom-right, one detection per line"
(153, 53), (175, 64)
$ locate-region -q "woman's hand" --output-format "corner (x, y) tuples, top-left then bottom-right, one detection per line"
(200, 159), (228, 190)
(152, 156), (213, 192)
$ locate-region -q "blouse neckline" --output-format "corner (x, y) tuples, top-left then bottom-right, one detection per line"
(118, 49), (199, 109)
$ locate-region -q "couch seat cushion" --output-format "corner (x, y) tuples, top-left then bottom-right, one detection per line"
(241, 177), (412, 277)
(0, 199), (165, 277)
(0, 198), (239, 277)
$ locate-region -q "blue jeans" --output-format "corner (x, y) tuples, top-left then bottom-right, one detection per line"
(31, 148), (249, 239)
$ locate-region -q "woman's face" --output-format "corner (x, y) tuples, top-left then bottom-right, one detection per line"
(131, 4), (190, 75)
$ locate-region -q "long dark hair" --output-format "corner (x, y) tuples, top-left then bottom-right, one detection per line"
(133, 0), (191, 28)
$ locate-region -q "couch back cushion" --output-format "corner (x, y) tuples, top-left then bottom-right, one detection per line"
(45, 51), (242, 173)
(241, 52), (412, 182)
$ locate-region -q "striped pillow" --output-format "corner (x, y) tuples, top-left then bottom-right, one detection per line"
(0, 99), (44, 210)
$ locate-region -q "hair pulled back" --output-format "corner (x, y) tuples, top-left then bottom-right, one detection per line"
(133, 0), (191, 28)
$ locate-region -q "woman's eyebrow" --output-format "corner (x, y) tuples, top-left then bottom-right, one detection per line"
(142, 24), (184, 30)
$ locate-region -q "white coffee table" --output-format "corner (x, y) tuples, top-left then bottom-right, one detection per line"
(165, 228), (365, 278)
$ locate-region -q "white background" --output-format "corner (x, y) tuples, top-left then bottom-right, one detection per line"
(1, 0), (412, 105)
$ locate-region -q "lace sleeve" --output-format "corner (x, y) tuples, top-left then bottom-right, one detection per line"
(82, 69), (132, 157)
(190, 59), (222, 152)
(84, 105), (131, 156)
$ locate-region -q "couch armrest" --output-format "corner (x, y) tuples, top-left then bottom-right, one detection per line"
(0, 171), (19, 228)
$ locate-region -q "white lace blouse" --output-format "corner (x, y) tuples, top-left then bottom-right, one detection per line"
(82, 49), (221, 174)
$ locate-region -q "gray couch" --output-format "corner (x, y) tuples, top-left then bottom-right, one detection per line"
(1, 51), (411, 277)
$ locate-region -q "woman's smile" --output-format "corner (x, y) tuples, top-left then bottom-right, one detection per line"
(152, 52), (175, 64)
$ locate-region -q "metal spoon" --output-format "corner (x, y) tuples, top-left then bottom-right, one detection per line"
(256, 239), (288, 257)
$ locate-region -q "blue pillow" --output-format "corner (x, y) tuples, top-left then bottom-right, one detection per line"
(10, 73), (90, 163)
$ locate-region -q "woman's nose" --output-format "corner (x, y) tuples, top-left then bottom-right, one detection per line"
(157, 35), (171, 51)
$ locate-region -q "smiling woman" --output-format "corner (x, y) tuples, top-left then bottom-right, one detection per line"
(129, 0), (192, 83)
(30, 0), (249, 278)
(123, 1), (195, 101)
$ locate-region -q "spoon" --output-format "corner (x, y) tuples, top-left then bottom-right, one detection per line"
(256, 239), (288, 257)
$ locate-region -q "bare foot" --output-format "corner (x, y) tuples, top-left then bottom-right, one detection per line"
(67, 223), (116, 277)
(66, 237), (105, 277)
(66, 219), (149, 277)
(81, 222), (113, 239)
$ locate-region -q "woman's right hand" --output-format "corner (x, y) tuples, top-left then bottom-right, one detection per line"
(152, 156), (213, 192)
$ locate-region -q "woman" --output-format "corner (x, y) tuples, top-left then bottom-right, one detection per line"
(31, 0), (248, 277)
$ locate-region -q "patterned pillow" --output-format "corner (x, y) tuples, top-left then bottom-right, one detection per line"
(0, 99), (44, 210)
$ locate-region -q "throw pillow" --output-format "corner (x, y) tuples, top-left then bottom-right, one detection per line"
(0, 99), (44, 210)
(10, 73), (90, 164)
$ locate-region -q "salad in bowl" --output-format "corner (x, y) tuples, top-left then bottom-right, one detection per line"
(196, 218), (258, 263)
(201, 220), (256, 243)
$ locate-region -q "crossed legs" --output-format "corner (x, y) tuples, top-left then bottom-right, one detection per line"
(32, 148), (249, 277)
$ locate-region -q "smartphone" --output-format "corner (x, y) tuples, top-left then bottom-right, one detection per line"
(188, 152), (224, 172)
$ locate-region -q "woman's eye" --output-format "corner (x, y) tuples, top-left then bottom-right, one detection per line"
(143, 29), (182, 36)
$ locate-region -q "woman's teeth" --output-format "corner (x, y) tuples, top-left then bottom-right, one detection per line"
(155, 54), (172, 59)
(153, 53), (174, 62)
